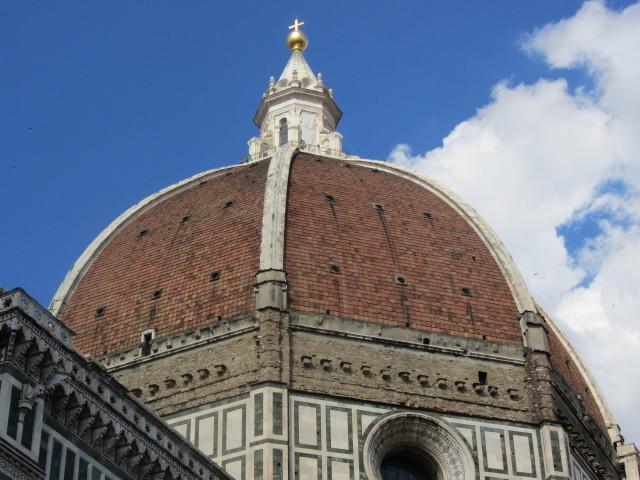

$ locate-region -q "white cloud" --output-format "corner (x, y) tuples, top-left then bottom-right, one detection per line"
(389, 0), (640, 442)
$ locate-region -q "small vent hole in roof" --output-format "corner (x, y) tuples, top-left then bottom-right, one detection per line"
(395, 275), (406, 285)
(324, 194), (335, 202)
(461, 287), (473, 296)
(210, 271), (220, 282)
(373, 203), (384, 212)
(152, 289), (163, 300)
(424, 212), (433, 220)
(95, 306), (106, 318)
(138, 229), (149, 238)
(315, 158), (322, 163)
(344, 164), (352, 168)
(181, 215), (191, 223)
(372, 168), (380, 173)
(199, 180), (208, 186)
(224, 200), (234, 208)
(330, 264), (341, 274)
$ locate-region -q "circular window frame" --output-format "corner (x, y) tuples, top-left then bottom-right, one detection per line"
(363, 412), (476, 480)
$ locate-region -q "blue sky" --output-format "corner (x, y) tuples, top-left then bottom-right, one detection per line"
(2, 0), (640, 442)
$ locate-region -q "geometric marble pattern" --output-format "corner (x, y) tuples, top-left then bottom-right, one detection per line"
(167, 387), (553, 480)
(167, 385), (288, 480)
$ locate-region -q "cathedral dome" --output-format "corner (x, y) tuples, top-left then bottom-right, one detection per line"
(48, 23), (627, 478)
(52, 150), (612, 438)
(52, 152), (522, 356)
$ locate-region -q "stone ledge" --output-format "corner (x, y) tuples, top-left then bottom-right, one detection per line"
(290, 311), (525, 366)
(101, 313), (258, 371)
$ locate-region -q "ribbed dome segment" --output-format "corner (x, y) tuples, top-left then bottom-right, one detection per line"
(285, 154), (521, 342)
(58, 160), (269, 356)
(547, 325), (607, 432)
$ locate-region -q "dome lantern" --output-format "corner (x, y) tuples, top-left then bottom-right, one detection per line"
(247, 19), (344, 161)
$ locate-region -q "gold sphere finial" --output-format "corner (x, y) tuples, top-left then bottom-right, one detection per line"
(287, 18), (308, 52)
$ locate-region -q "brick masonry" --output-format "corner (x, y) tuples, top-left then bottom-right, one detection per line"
(288, 326), (531, 424)
(547, 325), (607, 432)
(284, 154), (522, 343)
(59, 160), (269, 356)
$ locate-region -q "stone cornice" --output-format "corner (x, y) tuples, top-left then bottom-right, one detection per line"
(290, 312), (525, 366)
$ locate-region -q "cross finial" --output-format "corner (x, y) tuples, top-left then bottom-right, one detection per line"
(289, 18), (304, 32)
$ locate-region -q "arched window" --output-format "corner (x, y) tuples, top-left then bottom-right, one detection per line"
(381, 452), (438, 480)
(363, 413), (476, 480)
(279, 118), (288, 146)
(259, 142), (269, 158)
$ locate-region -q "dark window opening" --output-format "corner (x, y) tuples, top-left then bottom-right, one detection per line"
(422, 338), (430, 345)
(423, 212), (433, 220)
(38, 431), (49, 469)
(279, 118), (288, 146)
(478, 371), (488, 385)
(3, 297), (12, 308)
(78, 458), (89, 480)
(63, 449), (76, 480)
(141, 331), (154, 357)
(49, 440), (63, 479)
(21, 404), (36, 449)
(7, 385), (21, 440)
(381, 452), (438, 480)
